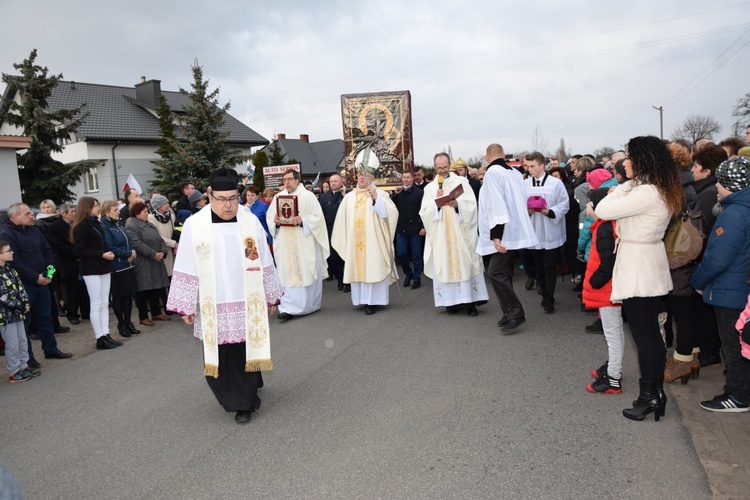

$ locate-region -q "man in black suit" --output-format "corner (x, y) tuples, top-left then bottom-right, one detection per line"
(174, 181), (195, 214)
(119, 188), (140, 222)
(47, 203), (90, 325)
(391, 170), (425, 289)
(318, 174), (348, 291)
(413, 167), (428, 189)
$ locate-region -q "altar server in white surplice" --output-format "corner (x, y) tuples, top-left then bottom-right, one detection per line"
(267, 168), (330, 321)
(477, 143), (538, 333)
(523, 152), (569, 314)
(331, 148), (399, 315)
(167, 168), (284, 426)
(420, 152), (488, 316)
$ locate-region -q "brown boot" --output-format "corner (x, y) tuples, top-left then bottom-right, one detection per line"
(691, 353), (701, 380)
(664, 357), (692, 385)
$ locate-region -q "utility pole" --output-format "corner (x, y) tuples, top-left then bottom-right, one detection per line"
(652, 105), (663, 140)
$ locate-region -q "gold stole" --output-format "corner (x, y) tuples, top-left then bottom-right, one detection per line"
(192, 208), (272, 378)
(354, 190), (369, 281)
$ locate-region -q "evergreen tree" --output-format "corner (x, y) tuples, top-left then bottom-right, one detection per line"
(149, 94), (183, 200)
(0, 49), (97, 204)
(266, 139), (287, 165)
(151, 60), (247, 198)
(252, 150), (268, 190)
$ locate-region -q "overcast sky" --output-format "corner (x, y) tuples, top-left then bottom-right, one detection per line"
(2, 0), (749, 165)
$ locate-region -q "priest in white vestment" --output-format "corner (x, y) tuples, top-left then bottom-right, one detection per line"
(167, 168), (284, 425)
(420, 152), (488, 315)
(331, 149), (399, 315)
(267, 168), (330, 320)
(477, 144), (538, 333)
(523, 152), (569, 314)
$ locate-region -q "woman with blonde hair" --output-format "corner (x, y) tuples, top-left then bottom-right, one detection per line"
(101, 200), (140, 338)
(596, 136), (684, 421)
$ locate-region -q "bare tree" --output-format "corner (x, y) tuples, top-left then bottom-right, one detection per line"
(593, 146), (616, 161)
(670, 114), (721, 143)
(531, 125), (548, 154)
(555, 137), (570, 162)
(731, 92), (750, 137)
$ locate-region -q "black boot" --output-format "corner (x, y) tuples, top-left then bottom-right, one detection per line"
(623, 379), (665, 422)
(117, 324), (132, 338)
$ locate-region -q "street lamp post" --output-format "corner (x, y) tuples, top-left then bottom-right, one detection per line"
(652, 105), (663, 140)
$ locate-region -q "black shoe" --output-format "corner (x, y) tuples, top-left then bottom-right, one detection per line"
(28, 359), (41, 369)
(622, 379), (665, 421)
(343, 284), (351, 293)
(44, 350), (73, 359)
(96, 337), (118, 350)
(500, 317), (526, 333)
(411, 281), (421, 290)
(117, 324), (132, 338)
(544, 306), (555, 314)
(585, 318), (603, 333)
(590, 362), (609, 379)
(106, 334), (123, 346)
(235, 411), (252, 424)
(403, 276), (412, 287)
(581, 304), (597, 313)
(337, 281), (344, 291)
(57, 307), (67, 317)
(54, 326), (70, 334)
(67, 317), (81, 325)
(365, 305), (376, 315)
(467, 305), (478, 317)
(277, 312), (294, 320)
(497, 316), (509, 327)
(326, 275), (334, 281)
(126, 323), (141, 335)
(525, 277), (535, 290)
(698, 353), (722, 367)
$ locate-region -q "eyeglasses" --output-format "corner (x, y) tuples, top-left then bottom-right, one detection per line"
(1, 249), (13, 254)
(210, 193), (239, 204)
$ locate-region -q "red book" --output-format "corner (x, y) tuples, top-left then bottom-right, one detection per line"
(276, 195), (298, 226)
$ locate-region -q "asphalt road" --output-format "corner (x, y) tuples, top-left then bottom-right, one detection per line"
(0, 275), (714, 499)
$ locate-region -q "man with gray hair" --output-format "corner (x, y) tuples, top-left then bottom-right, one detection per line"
(0, 203), (73, 364)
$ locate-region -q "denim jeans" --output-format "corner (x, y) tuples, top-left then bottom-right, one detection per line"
(395, 234), (423, 282)
(23, 283), (59, 358)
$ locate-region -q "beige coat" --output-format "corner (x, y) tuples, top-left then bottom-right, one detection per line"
(147, 211), (176, 276)
(595, 181), (673, 301)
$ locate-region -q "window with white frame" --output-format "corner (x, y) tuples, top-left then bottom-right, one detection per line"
(85, 167), (99, 193)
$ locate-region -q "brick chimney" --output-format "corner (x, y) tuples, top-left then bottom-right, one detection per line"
(299, 134), (309, 143)
(277, 133), (286, 140)
(135, 78), (162, 109)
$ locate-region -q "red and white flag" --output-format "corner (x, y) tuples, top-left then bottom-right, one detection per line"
(123, 173), (142, 194)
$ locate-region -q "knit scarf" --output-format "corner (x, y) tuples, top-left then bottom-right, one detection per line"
(190, 208), (272, 377)
(149, 205), (172, 224)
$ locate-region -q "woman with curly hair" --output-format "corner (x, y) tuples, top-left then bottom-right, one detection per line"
(595, 136), (684, 421)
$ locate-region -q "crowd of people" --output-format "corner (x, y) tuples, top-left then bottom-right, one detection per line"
(2, 129), (750, 427)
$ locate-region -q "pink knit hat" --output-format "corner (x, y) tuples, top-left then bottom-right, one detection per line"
(586, 168), (613, 190)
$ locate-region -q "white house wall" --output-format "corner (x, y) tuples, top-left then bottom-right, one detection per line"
(0, 149), (23, 208)
(56, 143), (253, 203)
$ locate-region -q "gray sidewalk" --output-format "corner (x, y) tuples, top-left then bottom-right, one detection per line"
(0, 276), (746, 498)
